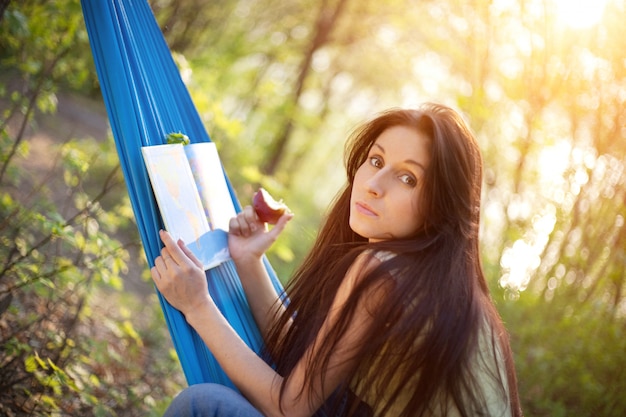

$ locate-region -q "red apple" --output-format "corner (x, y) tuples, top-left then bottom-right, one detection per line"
(253, 187), (289, 225)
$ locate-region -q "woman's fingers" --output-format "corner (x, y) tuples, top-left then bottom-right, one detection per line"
(150, 230), (213, 316)
(155, 231), (202, 273)
(228, 205), (293, 241)
(178, 238), (203, 269)
(229, 206), (263, 237)
(242, 205), (259, 224)
(160, 230), (189, 265)
(150, 265), (161, 281)
(160, 246), (172, 262)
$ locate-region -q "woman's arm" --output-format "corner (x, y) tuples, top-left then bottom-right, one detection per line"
(227, 205), (292, 339)
(151, 232), (382, 417)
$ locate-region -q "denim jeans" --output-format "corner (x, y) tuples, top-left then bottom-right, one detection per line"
(163, 383), (263, 417)
(162, 383), (373, 417)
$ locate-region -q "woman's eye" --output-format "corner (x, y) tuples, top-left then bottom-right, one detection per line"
(369, 156), (383, 168)
(400, 174), (417, 186)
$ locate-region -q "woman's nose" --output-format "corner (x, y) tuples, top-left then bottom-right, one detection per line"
(366, 170), (386, 197)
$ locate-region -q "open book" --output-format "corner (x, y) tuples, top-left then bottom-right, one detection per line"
(141, 142), (236, 270)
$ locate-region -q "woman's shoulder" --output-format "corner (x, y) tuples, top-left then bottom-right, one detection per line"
(348, 250), (382, 276)
(343, 249), (397, 287)
(370, 249), (396, 263)
(346, 249), (396, 278)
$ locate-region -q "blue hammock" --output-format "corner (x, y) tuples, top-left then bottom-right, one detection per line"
(81, 0), (283, 387)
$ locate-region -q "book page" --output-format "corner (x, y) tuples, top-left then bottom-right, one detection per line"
(141, 144), (211, 244)
(184, 142), (237, 232)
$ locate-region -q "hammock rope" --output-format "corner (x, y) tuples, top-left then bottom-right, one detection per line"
(81, 0), (283, 387)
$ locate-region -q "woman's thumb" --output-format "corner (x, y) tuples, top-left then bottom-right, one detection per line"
(268, 211), (294, 238)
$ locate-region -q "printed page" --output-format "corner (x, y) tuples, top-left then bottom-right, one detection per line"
(141, 144), (211, 245)
(184, 142), (237, 232)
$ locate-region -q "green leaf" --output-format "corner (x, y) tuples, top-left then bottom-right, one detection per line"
(165, 132), (190, 145)
(24, 355), (38, 373)
(31, 351), (48, 370)
(40, 394), (59, 411)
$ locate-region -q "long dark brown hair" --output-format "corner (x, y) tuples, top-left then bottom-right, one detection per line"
(264, 103), (522, 416)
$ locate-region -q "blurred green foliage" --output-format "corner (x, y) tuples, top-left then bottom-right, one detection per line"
(1, 0), (625, 415)
(0, 1), (183, 415)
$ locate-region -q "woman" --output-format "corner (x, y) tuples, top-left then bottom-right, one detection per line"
(151, 103), (522, 417)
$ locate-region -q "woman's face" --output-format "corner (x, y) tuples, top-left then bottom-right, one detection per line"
(349, 125), (431, 242)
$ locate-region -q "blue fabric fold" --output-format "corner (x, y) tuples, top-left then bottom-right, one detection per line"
(81, 0), (283, 387)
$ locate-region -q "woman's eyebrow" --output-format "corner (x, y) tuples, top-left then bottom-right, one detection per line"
(407, 159), (427, 172)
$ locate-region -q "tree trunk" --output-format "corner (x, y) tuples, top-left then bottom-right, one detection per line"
(262, 0), (350, 176)
(0, 0), (11, 23)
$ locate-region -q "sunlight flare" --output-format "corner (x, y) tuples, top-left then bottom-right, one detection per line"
(551, 0), (608, 29)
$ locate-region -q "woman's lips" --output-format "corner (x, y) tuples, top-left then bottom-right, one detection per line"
(355, 201), (378, 217)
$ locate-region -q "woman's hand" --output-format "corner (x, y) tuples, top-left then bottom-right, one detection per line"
(228, 205), (293, 263)
(150, 230), (212, 318)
